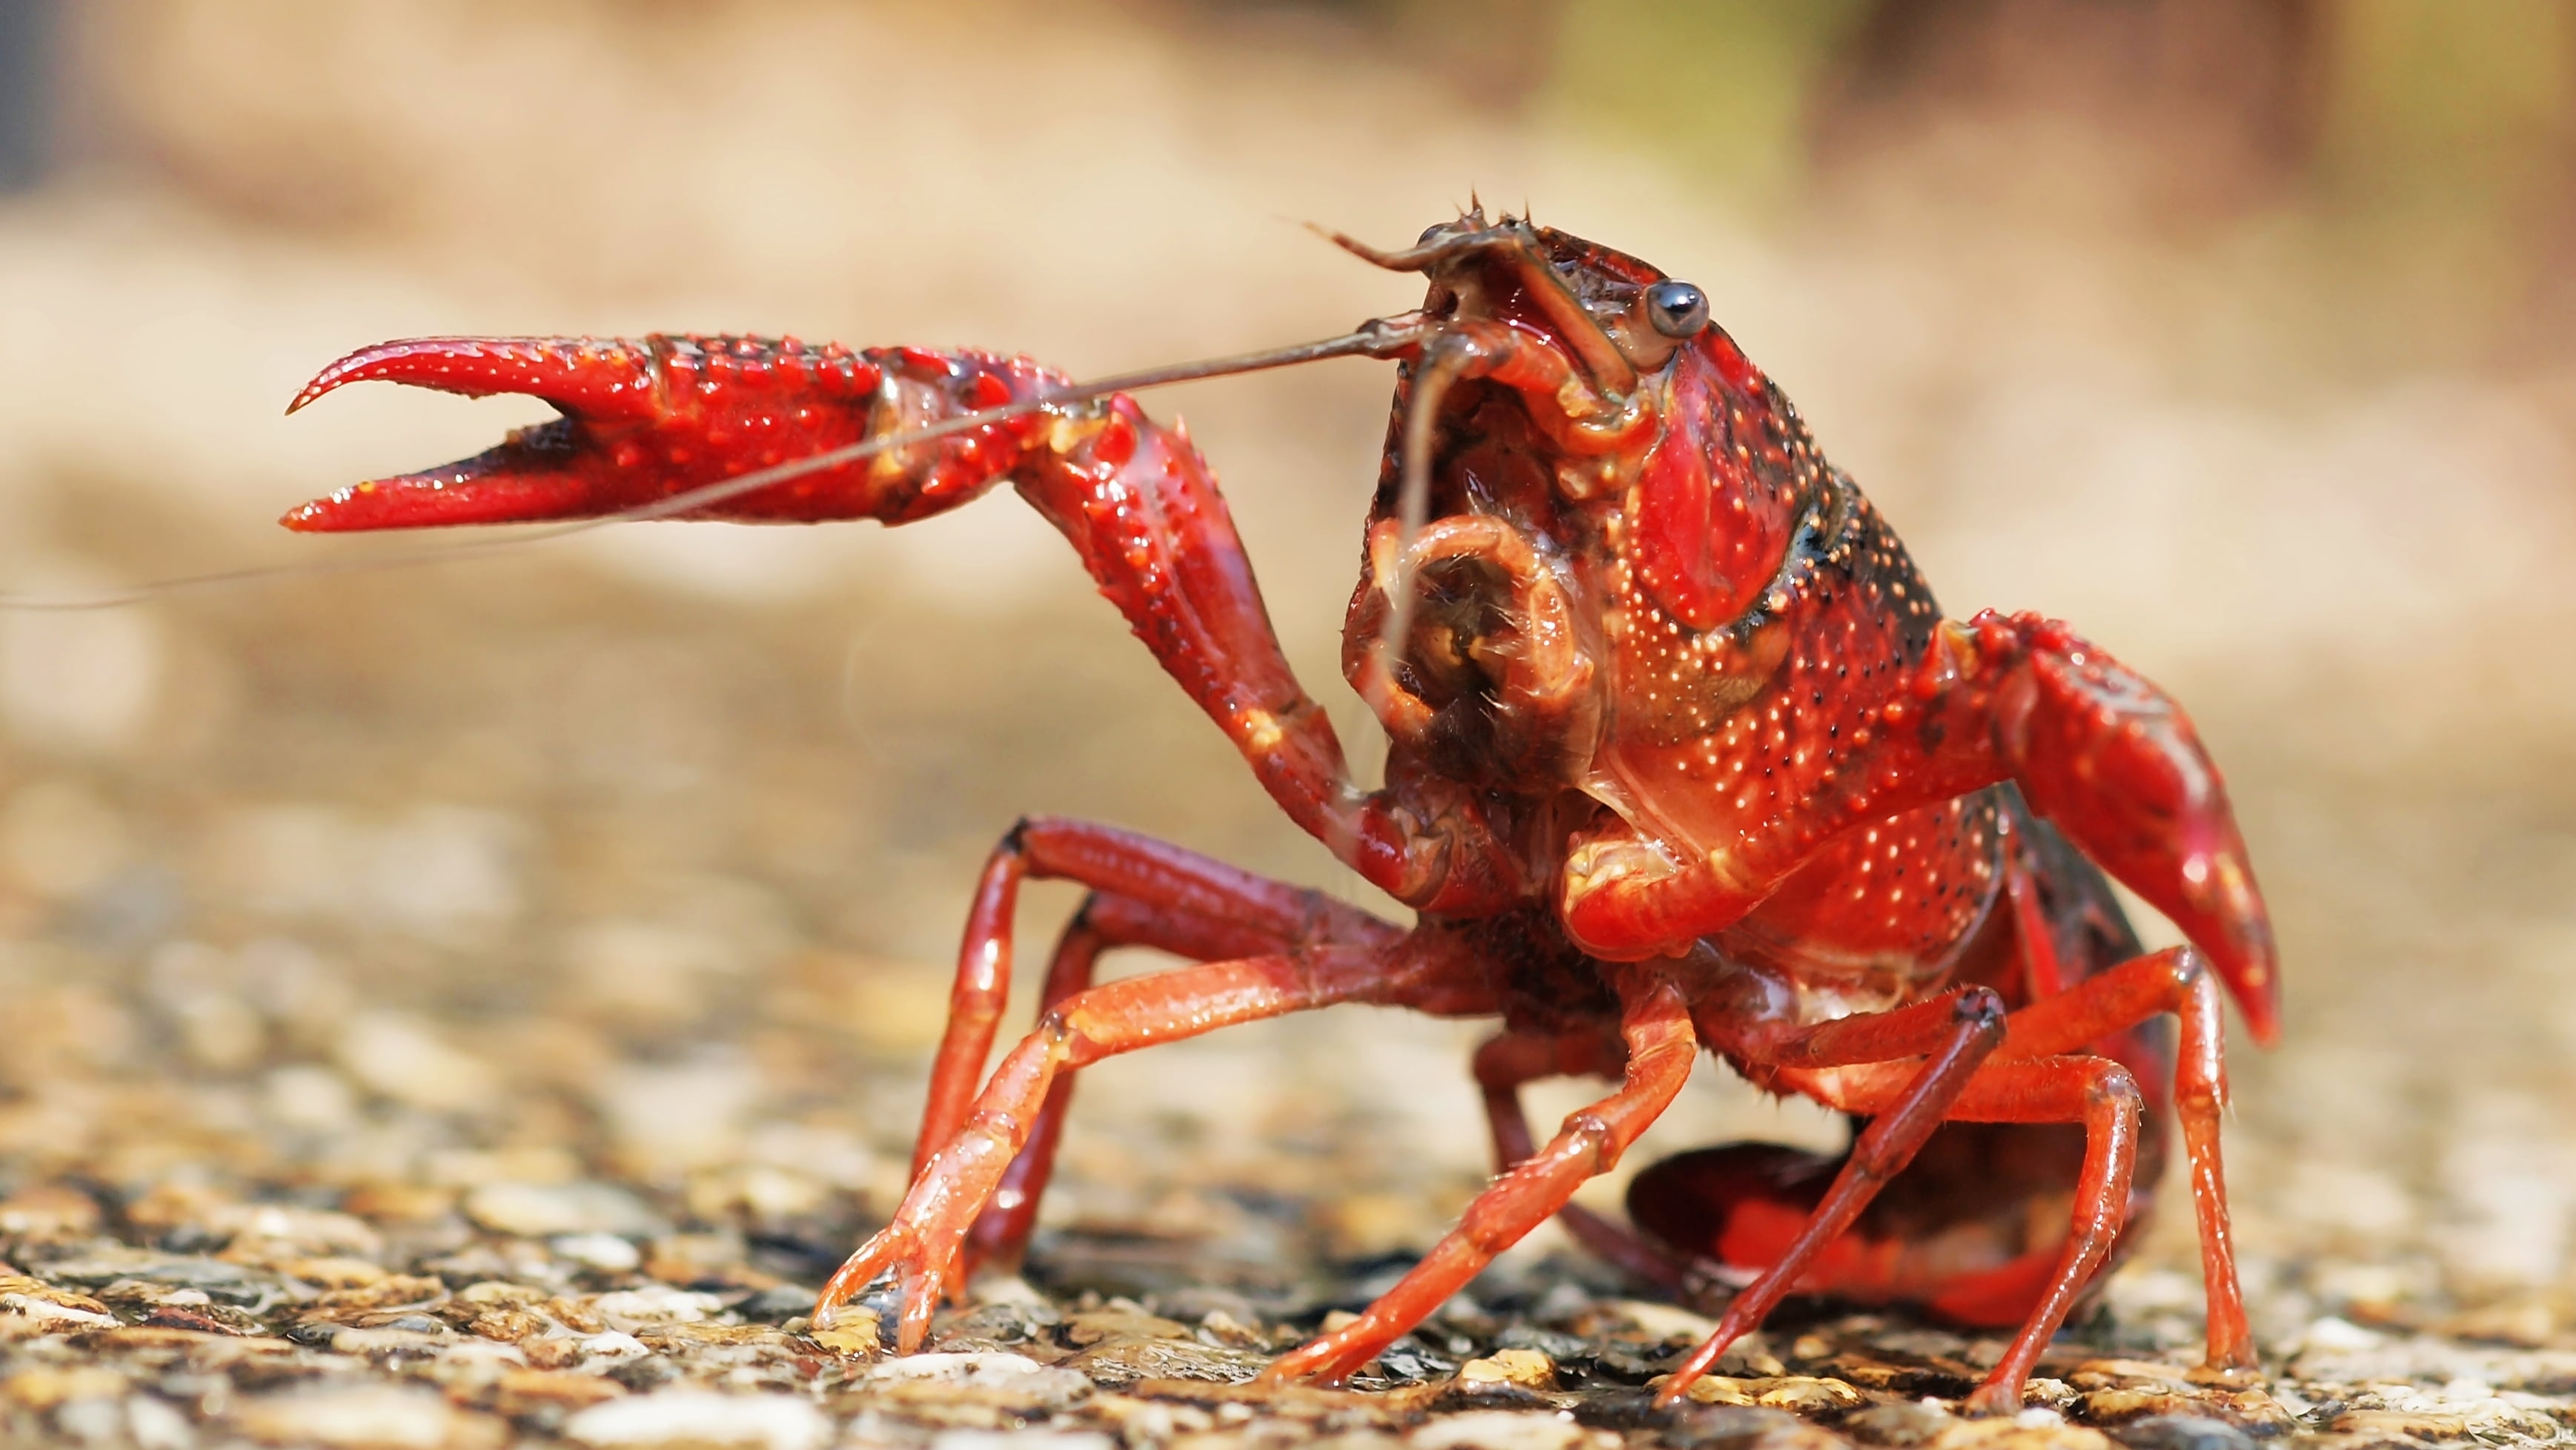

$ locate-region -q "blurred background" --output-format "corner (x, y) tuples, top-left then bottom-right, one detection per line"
(0, 0), (2568, 1348)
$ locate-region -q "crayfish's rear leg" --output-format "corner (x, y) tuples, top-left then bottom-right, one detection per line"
(1257, 973), (1698, 1386)
(1627, 812), (2173, 1334)
(1656, 947), (2245, 1414)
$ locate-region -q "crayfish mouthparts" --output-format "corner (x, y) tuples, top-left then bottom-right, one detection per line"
(286, 214), (2282, 1414)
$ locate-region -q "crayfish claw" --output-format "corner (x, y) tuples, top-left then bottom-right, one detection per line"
(278, 419), (627, 532)
(285, 336), (662, 421)
(282, 336), (682, 532)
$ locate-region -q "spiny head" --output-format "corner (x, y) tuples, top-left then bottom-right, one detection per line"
(1332, 213), (1813, 781)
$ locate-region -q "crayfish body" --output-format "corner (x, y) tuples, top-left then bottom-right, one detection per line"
(287, 213), (2278, 1413)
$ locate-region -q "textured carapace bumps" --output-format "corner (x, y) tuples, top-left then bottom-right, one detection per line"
(289, 213), (2278, 1415)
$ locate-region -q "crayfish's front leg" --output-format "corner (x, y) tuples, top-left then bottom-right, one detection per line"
(1470, 1029), (1715, 1297)
(817, 935), (1478, 1351)
(914, 815), (1404, 1282)
(284, 335), (1525, 914)
(1260, 973), (1696, 1386)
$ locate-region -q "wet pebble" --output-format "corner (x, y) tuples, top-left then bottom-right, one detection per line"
(230, 1384), (506, 1450)
(561, 1388), (831, 1450)
(464, 1181), (668, 1239)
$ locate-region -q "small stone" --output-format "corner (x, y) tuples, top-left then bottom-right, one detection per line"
(1663, 1403), (1831, 1450)
(1928, 1418), (2114, 1450)
(588, 1285), (722, 1331)
(864, 1351), (1093, 1411)
(490, 1368), (626, 1417)
(806, 1317), (878, 1357)
(597, 1056), (761, 1175)
(1063, 1307), (1192, 1345)
(459, 1305), (551, 1343)
(1408, 1410), (1613, 1450)
(553, 1233), (644, 1274)
(339, 1183), (457, 1222)
(465, 1182), (666, 1239)
(741, 1285), (818, 1322)
(1605, 1298), (1720, 1343)
(2104, 1416), (2256, 1450)
(1322, 1192), (1440, 1258)
(1845, 1401), (1957, 1446)
(140, 1302), (268, 1336)
(336, 1010), (503, 1113)
(2436, 1298), (2559, 1348)
(231, 1386), (505, 1450)
(283, 1257), (390, 1289)
(561, 1390), (830, 1450)
(2328, 1409), (2466, 1441)
(0, 1183), (102, 1237)
(1668, 1374), (1759, 1406)
(0, 1288), (118, 1330)
(304, 1274), (446, 1315)
(2296, 1316), (2380, 1354)
(643, 1231), (751, 1285)
(875, 1349), (1056, 1380)
(1457, 1348), (1556, 1390)
(125, 1394), (194, 1450)
(5, 1365), (127, 1408)
(520, 1335), (588, 1370)
(1753, 1377), (1867, 1414)
(1064, 1334), (1269, 1387)
(1197, 1308), (1268, 1348)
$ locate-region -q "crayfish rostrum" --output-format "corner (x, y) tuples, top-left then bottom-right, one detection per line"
(285, 213), (2278, 1412)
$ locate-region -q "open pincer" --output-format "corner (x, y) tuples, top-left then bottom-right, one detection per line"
(285, 213), (2284, 1418)
(282, 334), (1069, 531)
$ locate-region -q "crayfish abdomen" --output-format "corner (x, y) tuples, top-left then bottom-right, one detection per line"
(288, 211), (2276, 1414)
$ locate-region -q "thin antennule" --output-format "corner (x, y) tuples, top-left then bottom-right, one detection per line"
(1365, 337), (1473, 699)
(0, 324), (1427, 614)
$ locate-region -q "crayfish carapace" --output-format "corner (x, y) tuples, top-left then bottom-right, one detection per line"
(285, 213), (2278, 1413)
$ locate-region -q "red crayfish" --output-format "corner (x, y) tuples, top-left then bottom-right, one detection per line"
(282, 213), (2279, 1412)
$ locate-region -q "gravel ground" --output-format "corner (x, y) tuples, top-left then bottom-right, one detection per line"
(0, 5), (2571, 1447)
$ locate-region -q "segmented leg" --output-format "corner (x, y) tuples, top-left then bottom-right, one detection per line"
(1991, 947), (2250, 1369)
(1258, 974), (1696, 1386)
(820, 940), (1468, 1351)
(910, 817), (1401, 1287)
(965, 888), (1308, 1271)
(1471, 1029), (1709, 1294)
(1650, 988), (2011, 1384)
(1659, 1052), (2142, 1414)
(1664, 948), (2241, 1412)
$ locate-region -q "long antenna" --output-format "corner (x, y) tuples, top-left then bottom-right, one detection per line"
(0, 322), (1424, 613)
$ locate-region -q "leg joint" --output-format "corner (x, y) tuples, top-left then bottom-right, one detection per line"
(2088, 1061), (2145, 1113)
(1952, 984), (2008, 1036)
(1563, 1111), (1620, 1173)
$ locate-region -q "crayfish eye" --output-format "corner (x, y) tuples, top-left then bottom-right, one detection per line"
(1646, 280), (1710, 339)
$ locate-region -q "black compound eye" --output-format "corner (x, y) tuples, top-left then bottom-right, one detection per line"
(1646, 280), (1710, 339)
